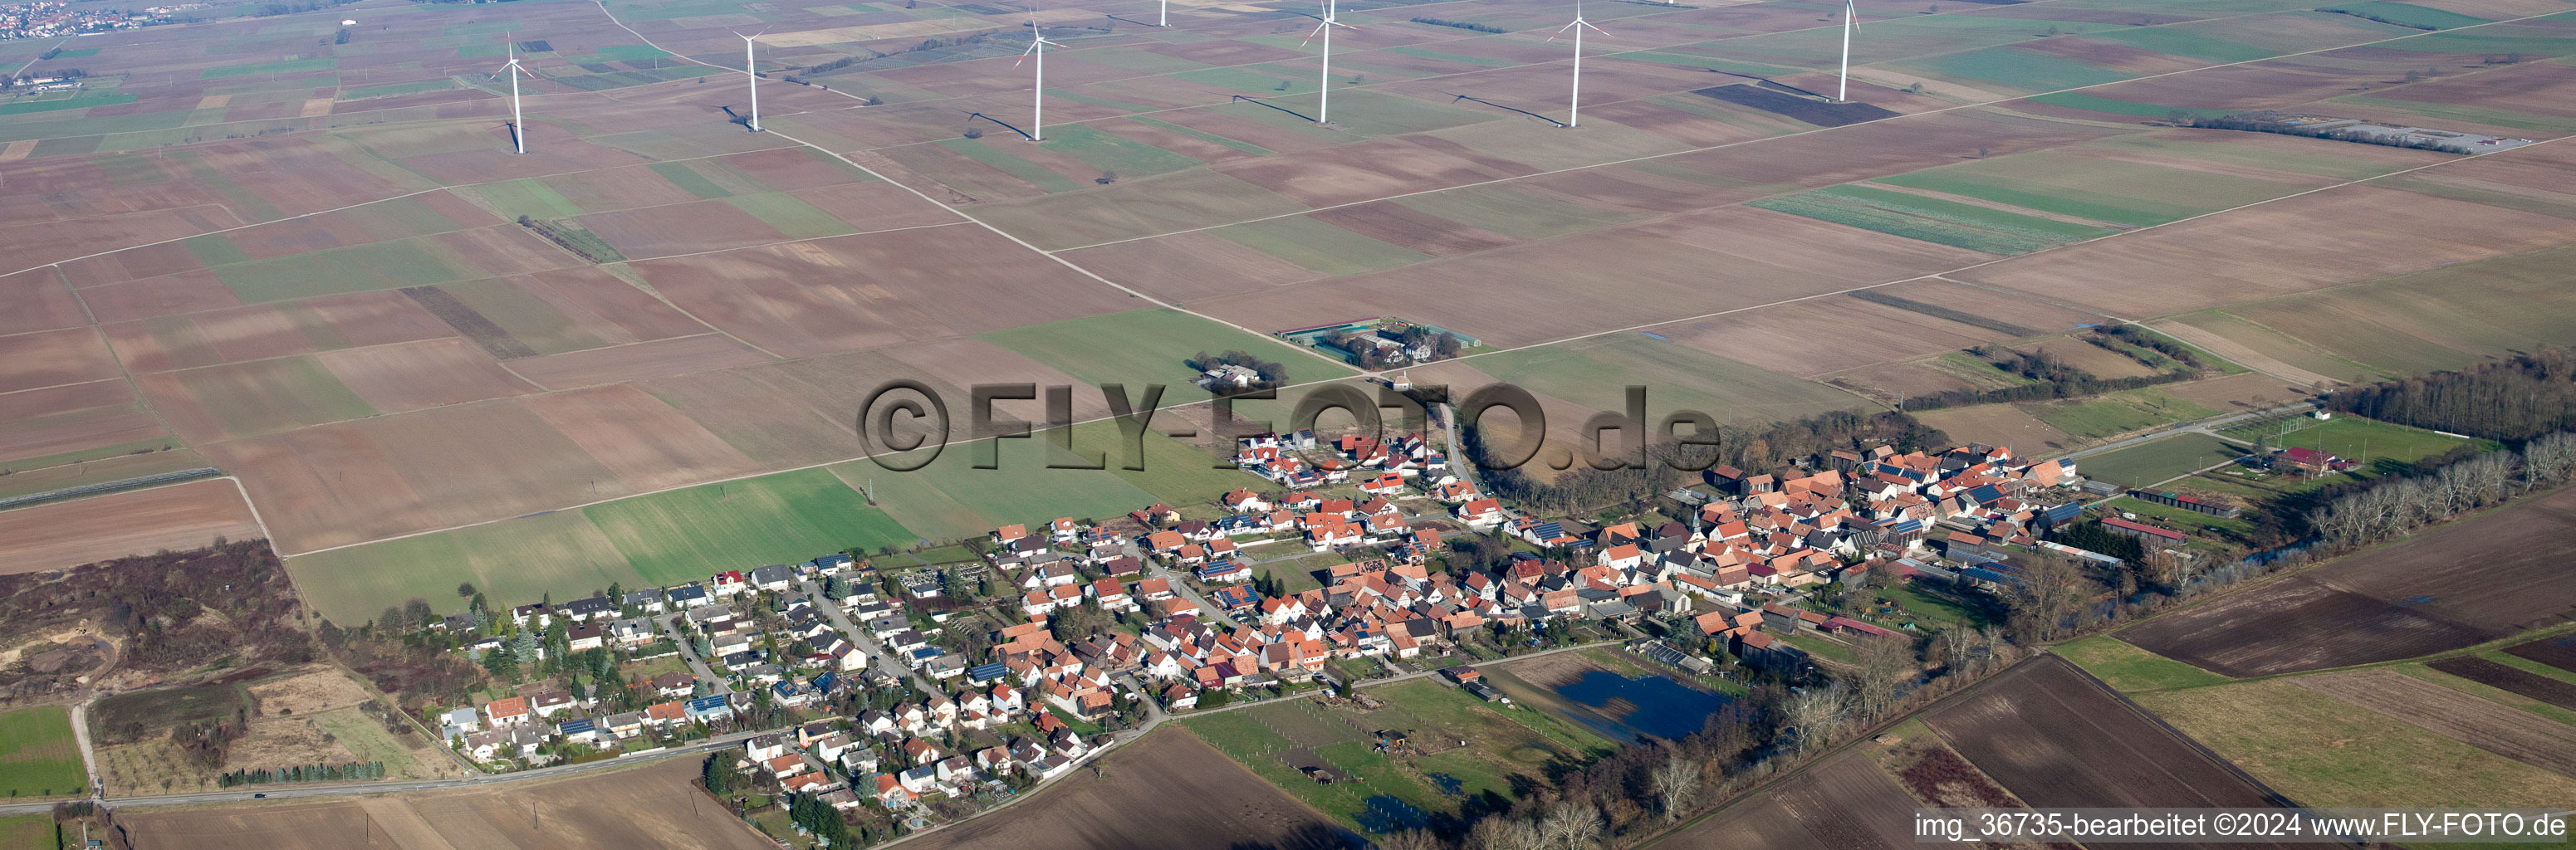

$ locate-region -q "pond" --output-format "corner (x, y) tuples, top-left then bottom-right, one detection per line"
(1551, 669), (1729, 742)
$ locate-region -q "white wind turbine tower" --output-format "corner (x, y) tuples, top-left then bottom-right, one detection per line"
(1015, 16), (1065, 140)
(1837, 0), (1860, 101)
(735, 29), (769, 131)
(1547, 0), (1608, 128)
(1301, 0), (1354, 124)
(491, 43), (536, 154)
(1159, 0), (1168, 27)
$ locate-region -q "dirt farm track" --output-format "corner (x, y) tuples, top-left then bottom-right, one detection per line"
(2118, 486), (2576, 678)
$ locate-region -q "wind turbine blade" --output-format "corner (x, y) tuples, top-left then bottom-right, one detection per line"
(1583, 19), (1609, 34)
(1545, 19), (1578, 41)
(1300, 19), (1328, 46)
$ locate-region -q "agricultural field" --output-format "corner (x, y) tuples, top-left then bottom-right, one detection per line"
(2119, 485), (2576, 677)
(0, 705), (85, 799)
(0, 480), (262, 576)
(2054, 636), (2234, 693)
(2070, 432), (2249, 489)
(0, 813), (51, 850)
(1922, 657), (2296, 827)
(1657, 750), (1927, 850)
(2136, 676), (2576, 842)
(114, 756), (772, 850)
(905, 728), (1354, 850)
(5, 0), (2576, 667)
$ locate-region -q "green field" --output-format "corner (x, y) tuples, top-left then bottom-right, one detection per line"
(2074, 432), (2249, 488)
(338, 79), (458, 100)
(1902, 45), (2134, 92)
(825, 420), (1251, 544)
(2024, 91), (2237, 120)
(934, 138), (1084, 193)
(1870, 151), (2306, 228)
(648, 161), (736, 199)
(2080, 26), (2275, 61)
(2018, 388), (2216, 441)
(723, 192), (855, 240)
(1030, 124), (1202, 178)
(2220, 413), (2489, 475)
(590, 44), (673, 61)
(1751, 184), (2113, 255)
(1395, 183), (1640, 242)
(0, 94), (138, 115)
(2316, 1), (2491, 30)
(581, 467), (913, 577)
(212, 237), (468, 302)
(201, 57), (336, 79)
(0, 706), (84, 799)
(178, 357), (381, 439)
(1473, 335), (1860, 429)
(1125, 116), (1271, 154)
(291, 467), (916, 622)
(1211, 214), (1431, 276)
(977, 308), (1347, 395)
(2135, 679), (2576, 843)
(2057, 636), (2232, 691)
(467, 178), (583, 219)
(0, 813), (51, 849)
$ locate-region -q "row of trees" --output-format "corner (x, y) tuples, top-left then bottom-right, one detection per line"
(2183, 110), (2494, 154)
(2088, 325), (2206, 370)
(2307, 432), (2576, 550)
(2324, 349), (2576, 442)
(1900, 347), (2198, 411)
(216, 761), (384, 786)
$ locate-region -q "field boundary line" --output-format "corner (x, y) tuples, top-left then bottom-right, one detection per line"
(0, 144), (806, 286)
(615, 219), (972, 263)
(1371, 124), (2569, 379)
(1055, 7), (2576, 255)
(575, 0), (1362, 377)
(2041, 654), (2313, 811)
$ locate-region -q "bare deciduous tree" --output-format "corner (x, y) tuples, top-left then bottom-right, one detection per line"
(1850, 634), (1916, 717)
(1540, 799), (1605, 850)
(1468, 816), (1545, 850)
(1376, 828), (1446, 850)
(1653, 755), (1701, 821)
(1782, 681), (1849, 754)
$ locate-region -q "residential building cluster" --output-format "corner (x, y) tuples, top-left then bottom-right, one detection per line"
(0, 0), (176, 40)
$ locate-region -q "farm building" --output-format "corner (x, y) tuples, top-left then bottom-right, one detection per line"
(2099, 517), (2189, 548)
(2273, 447), (2352, 473)
(2128, 490), (2241, 518)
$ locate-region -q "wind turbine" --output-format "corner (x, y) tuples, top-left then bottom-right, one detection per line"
(1159, 0), (1168, 27)
(735, 29), (768, 131)
(1015, 15), (1065, 140)
(1837, 0), (1859, 101)
(490, 42), (536, 154)
(1546, 0), (1608, 128)
(1300, 0), (1353, 124)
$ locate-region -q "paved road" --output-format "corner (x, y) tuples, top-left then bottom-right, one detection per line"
(656, 612), (728, 695)
(795, 579), (928, 691)
(1130, 541), (1241, 628)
